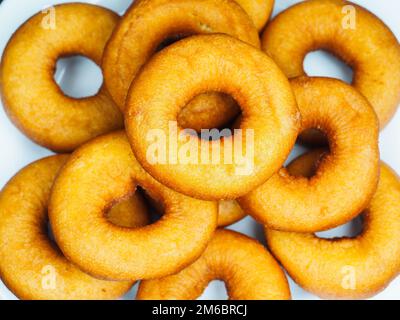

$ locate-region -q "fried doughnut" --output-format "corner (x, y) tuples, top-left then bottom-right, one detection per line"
(126, 34), (300, 200)
(0, 3), (123, 152)
(235, 0), (274, 31)
(239, 77), (379, 232)
(137, 230), (291, 300)
(266, 152), (400, 299)
(135, 0), (274, 32)
(262, 0), (400, 129)
(0, 155), (147, 300)
(217, 200), (246, 227)
(49, 131), (218, 281)
(103, 0), (261, 131)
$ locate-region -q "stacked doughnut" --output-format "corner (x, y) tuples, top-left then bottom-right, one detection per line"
(0, 0), (399, 300)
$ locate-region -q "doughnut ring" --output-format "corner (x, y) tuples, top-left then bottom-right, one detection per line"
(126, 34), (300, 200)
(239, 77), (379, 232)
(266, 151), (400, 299)
(137, 230), (291, 300)
(262, 0), (400, 130)
(0, 3), (123, 152)
(0, 155), (149, 300)
(49, 131), (218, 281)
(103, 0), (260, 131)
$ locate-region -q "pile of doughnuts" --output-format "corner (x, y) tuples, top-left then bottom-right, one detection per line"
(0, 0), (399, 300)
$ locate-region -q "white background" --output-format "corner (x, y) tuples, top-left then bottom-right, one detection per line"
(0, 0), (399, 300)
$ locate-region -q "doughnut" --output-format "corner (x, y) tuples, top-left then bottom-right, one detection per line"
(266, 151), (400, 299)
(0, 155), (148, 300)
(137, 229), (291, 300)
(234, 0), (275, 31)
(239, 77), (379, 232)
(262, 0), (400, 130)
(0, 3), (123, 152)
(125, 34), (300, 200)
(102, 0), (261, 131)
(49, 131), (218, 281)
(217, 200), (246, 227)
(134, 0), (274, 32)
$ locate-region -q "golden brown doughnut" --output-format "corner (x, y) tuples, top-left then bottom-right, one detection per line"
(239, 77), (379, 232)
(262, 0), (400, 129)
(0, 3), (123, 152)
(135, 0), (274, 32)
(126, 34), (300, 200)
(235, 0), (275, 31)
(103, 0), (260, 110)
(217, 200), (246, 227)
(103, 0), (261, 131)
(266, 152), (400, 299)
(49, 131), (218, 281)
(137, 229), (291, 300)
(0, 155), (142, 300)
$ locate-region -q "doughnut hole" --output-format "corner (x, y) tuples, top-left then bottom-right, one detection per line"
(298, 128), (329, 147)
(303, 50), (354, 84)
(198, 280), (229, 300)
(54, 55), (103, 99)
(316, 215), (364, 239)
(177, 92), (241, 135)
(105, 188), (153, 228)
(301, 51), (354, 146)
(137, 186), (166, 224)
(155, 34), (241, 134)
(285, 147), (330, 179)
(297, 106), (337, 152)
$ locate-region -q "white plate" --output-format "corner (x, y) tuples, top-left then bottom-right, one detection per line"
(0, 0), (399, 300)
